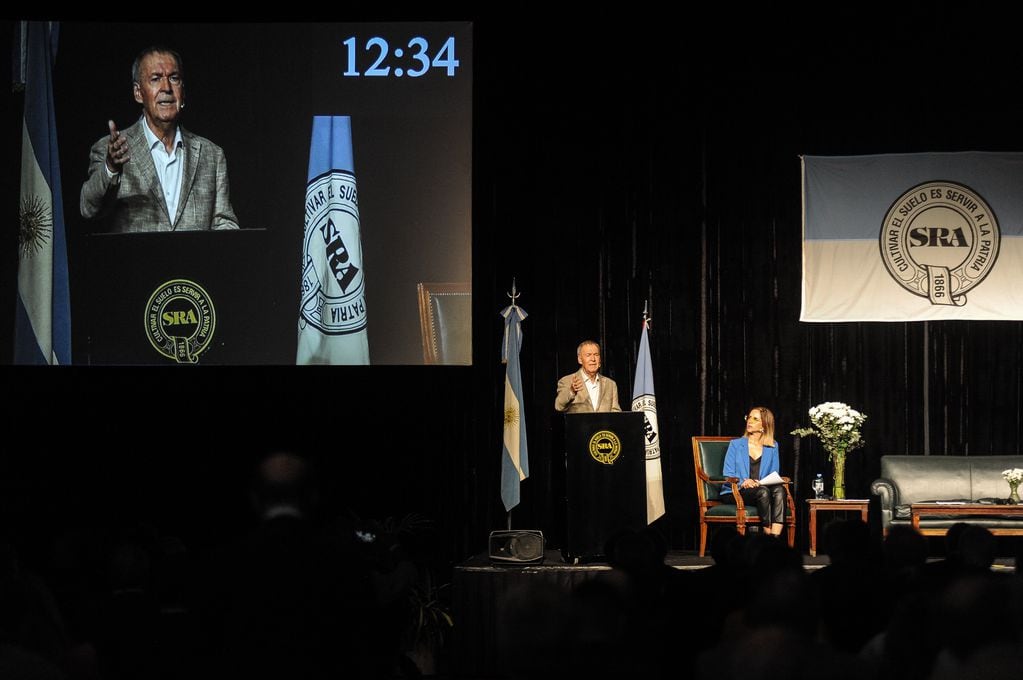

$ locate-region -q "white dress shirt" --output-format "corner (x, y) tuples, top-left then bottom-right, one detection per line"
(582, 372), (601, 410)
(140, 118), (184, 222)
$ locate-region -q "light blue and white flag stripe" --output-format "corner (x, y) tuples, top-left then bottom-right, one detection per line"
(802, 152), (1023, 321)
(297, 115), (370, 364)
(15, 21), (71, 365)
(631, 317), (664, 523)
(500, 303), (528, 512)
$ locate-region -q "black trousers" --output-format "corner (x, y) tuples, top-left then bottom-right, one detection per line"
(722, 485), (786, 526)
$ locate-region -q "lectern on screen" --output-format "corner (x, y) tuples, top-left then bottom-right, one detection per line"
(562, 412), (646, 562)
(83, 230), (293, 365)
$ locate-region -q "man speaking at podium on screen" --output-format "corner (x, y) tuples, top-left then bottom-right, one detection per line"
(80, 46), (239, 232)
(554, 340), (622, 413)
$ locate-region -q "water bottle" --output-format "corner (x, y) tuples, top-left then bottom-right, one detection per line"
(813, 473), (825, 499)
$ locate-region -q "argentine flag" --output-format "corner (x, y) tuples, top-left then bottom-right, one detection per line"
(500, 303), (528, 512)
(14, 21), (71, 365)
(631, 317), (664, 523)
(297, 116), (369, 364)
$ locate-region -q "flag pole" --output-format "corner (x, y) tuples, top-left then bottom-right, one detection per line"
(507, 278), (517, 531)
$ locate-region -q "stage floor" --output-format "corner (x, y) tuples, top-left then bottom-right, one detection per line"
(457, 549), (833, 570)
(457, 549), (1018, 571)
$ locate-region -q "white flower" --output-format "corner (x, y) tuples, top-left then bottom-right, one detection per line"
(791, 401), (868, 455)
(1003, 468), (1023, 484)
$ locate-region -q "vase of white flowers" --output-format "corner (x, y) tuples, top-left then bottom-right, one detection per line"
(791, 402), (867, 500)
(1004, 468), (1023, 505)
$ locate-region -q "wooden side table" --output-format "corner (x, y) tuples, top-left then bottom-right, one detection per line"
(807, 498), (870, 557)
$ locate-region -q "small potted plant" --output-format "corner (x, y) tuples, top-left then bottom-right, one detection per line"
(350, 511), (454, 676)
(403, 571), (453, 675)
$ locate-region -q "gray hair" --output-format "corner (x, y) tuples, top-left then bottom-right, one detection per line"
(131, 46), (184, 85)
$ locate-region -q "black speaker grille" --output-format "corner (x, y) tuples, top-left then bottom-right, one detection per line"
(489, 530), (544, 564)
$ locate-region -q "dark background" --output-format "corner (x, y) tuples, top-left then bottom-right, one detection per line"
(4, 5), (1023, 579)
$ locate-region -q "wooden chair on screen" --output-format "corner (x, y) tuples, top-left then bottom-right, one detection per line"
(691, 435), (797, 556)
(417, 282), (472, 365)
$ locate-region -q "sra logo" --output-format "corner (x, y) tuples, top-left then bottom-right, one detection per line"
(879, 181), (1000, 306)
(163, 309), (199, 325)
(145, 279), (216, 363)
(300, 170), (367, 336)
(588, 430), (622, 465)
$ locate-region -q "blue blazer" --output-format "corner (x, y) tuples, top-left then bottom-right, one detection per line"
(719, 437), (780, 496)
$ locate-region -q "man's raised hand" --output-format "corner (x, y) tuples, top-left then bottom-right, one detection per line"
(105, 120), (130, 173)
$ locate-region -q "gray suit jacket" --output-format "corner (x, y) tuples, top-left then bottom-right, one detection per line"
(80, 120), (240, 232)
(554, 369), (622, 413)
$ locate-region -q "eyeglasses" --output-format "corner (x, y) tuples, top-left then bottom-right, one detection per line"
(744, 414), (761, 422)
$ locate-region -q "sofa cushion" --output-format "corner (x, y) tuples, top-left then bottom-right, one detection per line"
(969, 457), (1023, 499)
(880, 456), (972, 504)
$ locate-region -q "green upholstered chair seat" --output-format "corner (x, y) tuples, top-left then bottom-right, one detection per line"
(706, 503), (793, 518)
(707, 504), (759, 518)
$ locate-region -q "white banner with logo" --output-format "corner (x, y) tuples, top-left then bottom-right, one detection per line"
(801, 152), (1023, 321)
(297, 116), (369, 364)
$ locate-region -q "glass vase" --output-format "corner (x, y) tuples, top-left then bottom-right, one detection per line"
(1010, 480), (1021, 505)
(831, 448), (846, 500)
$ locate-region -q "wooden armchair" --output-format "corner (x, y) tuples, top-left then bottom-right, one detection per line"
(417, 282), (471, 365)
(691, 436), (797, 556)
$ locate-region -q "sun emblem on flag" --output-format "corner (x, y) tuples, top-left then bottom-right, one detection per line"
(19, 195), (51, 258)
(504, 406), (519, 426)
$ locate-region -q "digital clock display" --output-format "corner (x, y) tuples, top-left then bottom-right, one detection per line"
(343, 36), (461, 77)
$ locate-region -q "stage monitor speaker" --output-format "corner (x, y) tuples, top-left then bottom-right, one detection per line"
(488, 530), (545, 565)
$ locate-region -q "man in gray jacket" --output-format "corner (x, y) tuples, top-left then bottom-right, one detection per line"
(80, 46), (239, 232)
(554, 340), (622, 413)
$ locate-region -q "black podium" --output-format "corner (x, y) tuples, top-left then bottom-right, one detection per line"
(562, 412), (647, 562)
(82, 230), (294, 365)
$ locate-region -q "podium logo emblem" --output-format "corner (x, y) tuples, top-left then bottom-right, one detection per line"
(145, 279), (216, 363)
(880, 181), (1000, 306)
(588, 430), (622, 465)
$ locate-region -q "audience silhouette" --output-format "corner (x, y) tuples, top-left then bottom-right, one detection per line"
(6, 458), (1023, 680)
(497, 520), (1021, 680)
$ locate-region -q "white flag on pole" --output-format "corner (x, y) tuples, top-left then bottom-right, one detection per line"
(297, 116), (369, 364)
(631, 317), (664, 523)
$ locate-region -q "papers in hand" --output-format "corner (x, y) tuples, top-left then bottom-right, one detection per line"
(758, 471), (784, 486)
